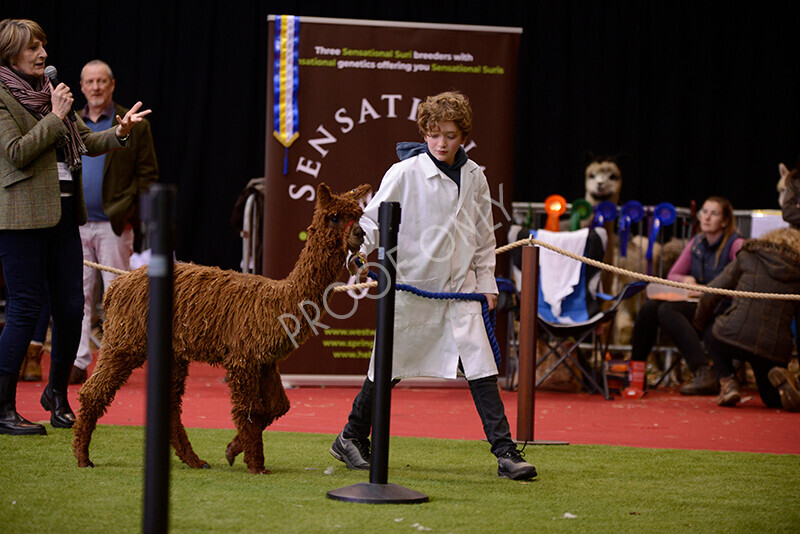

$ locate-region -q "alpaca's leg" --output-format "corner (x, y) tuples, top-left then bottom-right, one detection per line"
(168, 358), (209, 469)
(225, 413), (265, 466)
(225, 364), (290, 466)
(224, 434), (241, 466)
(73, 345), (146, 468)
(228, 369), (269, 474)
(262, 364), (291, 425)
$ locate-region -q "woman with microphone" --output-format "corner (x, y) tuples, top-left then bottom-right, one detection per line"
(0, 18), (150, 435)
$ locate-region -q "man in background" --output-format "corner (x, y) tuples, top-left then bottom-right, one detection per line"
(71, 59), (158, 383)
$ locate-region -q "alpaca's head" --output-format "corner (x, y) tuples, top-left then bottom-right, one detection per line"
(585, 154), (622, 206)
(308, 183), (371, 253)
(778, 162), (790, 207)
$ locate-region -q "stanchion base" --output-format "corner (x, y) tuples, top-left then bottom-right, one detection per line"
(514, 439), (569, 446)
(327, 482), (429, 504)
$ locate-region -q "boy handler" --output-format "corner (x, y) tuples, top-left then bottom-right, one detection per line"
(330, 91), (536, 480)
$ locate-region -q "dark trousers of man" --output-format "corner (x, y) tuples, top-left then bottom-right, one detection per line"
(705, 331), (783, 408)
(631, 299), (708, 370)
(342, 373), (516, 457)
(0, 197), (83, 379)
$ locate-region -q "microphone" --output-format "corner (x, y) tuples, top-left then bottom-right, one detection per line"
(44, 65), (77, 122)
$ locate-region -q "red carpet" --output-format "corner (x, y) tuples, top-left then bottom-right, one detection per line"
(16, 361), (800, 455)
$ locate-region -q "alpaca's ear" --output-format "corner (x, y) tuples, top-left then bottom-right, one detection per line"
(317, 183), (332, 206)
(779, 162), (790, 180)
(350, 184), (372, 201)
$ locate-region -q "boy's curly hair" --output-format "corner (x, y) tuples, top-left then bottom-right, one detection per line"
(416, 91), (473, 138)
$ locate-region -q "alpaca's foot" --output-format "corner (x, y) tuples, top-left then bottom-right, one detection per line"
(227, 441), (269, 473)
(184, 457), (210, 469)
(74, 446), (94, 468)
(173, 443), (210, 469)
(248, 466), (271, 475)
(225, 440), (242, 466)
(243, 450), (269, 474)
(174, 448), (211, 469)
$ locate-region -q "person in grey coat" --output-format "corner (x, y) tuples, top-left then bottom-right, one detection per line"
(0, 18), (149, 435)
(694, 227), (800, 410)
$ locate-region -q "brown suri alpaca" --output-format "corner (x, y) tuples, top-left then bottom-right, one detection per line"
(72, 183), (371, 474)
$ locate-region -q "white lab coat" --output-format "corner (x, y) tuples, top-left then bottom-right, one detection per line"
(361, 153), (499, 381)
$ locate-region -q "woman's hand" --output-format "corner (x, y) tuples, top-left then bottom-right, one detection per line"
(483, 293), (498, 311)
(115, 101), (152, 138)
(50, 82), (73, 119)
(683, 275), (702, 298)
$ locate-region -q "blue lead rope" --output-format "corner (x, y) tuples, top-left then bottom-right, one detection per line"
(361, 268), (502, 367)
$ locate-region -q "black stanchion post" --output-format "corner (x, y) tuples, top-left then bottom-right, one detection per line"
(143, 185), (176, 532)
(327, 201), (427, 504)
(370, 201), (401, 485)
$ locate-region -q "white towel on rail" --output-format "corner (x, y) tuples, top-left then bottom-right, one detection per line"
(535, 228), (589, 322)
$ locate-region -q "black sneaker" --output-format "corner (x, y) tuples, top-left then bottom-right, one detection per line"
(497, 449), (537, 480)
(329, 431), (371, 470)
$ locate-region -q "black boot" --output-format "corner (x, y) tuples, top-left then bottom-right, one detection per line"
(468, 375), (515, 455)
(680, 365), (719, 396)
(342, 378), (375, 440)
(40, 361), (76, 428)
(0, 373), (47, 435)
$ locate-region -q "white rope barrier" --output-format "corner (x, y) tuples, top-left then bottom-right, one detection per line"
(85, 237), (800, 301)
(83, 260), (128, 276)
(496, 237), (800, 301)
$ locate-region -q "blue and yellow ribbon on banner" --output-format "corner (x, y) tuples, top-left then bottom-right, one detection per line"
(273, 15), (300, 174)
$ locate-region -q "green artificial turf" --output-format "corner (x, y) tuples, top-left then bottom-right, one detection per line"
(1, 426), (798, 533)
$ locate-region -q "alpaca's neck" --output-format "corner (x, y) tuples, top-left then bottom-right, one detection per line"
(267, 231), (348, 355)
(285, 235), (345, 304)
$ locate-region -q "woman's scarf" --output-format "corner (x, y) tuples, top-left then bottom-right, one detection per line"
(0, 65), (87, 171)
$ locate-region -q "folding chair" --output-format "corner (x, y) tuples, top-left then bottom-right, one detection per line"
(531, 228), (646, 399)
(650, 344), (683, 388)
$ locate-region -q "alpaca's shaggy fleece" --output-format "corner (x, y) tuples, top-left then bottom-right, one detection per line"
(73, 183), (371, 474)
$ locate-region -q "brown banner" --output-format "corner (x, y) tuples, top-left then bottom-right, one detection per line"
(264, 16), (521, 375)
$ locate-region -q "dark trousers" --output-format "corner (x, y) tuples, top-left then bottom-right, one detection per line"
(343, 374), (516, 457)
(0, 198), (83, 377)
(705, 331), (783, 409)
(630, 299), (708, 371)
(33, 304), (51, 344)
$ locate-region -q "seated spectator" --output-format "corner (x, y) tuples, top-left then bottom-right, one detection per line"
(630, 197), (744, 394)
(694, 227), (800, 410)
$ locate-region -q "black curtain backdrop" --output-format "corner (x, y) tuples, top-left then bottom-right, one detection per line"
(3, 1), (798, 269)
